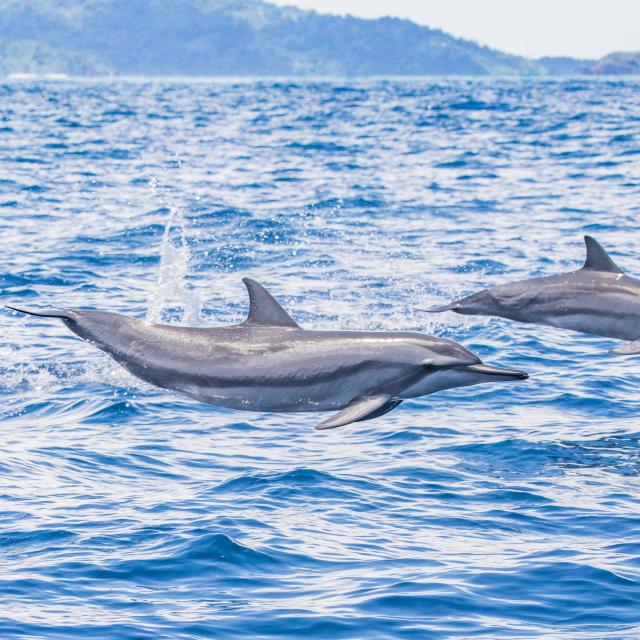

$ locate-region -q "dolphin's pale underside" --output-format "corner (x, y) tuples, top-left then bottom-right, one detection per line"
(425, 236), (640, 355)
(7, 279), (527, 429)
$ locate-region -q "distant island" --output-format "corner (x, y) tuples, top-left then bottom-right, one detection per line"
(0, 0), (637, 77)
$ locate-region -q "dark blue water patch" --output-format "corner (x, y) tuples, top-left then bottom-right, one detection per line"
(285, 141), (352, 153)
(74, 223), (165, 249)
(553, 149), (600, 159)
(80, 400), (144, 424)
(128, 176), (151, 186)
(590, 160), (620, 168)
(54, 117), (86, 128)
(435, 159), (468, 169)
(103, 108), (136, 117)
(0, 270), (75, 289)
(597, 173), (626, 181)
(357, 583), (477, 619)
(470, 561), (640, 626)
(610, 133), (635, 144)
(266, 173), (300, 184)
(440, 435), (640, 480)
(447, 99), (511, 111)
(44, 142), (70, 150)
(36, 445), (185, 481)
(210, 468), (384, 505)
(0, 621), (169, 640)
(1, 528), (77, 554)
(9, 156), (47, 164)
(44, 532), (312, 589)
(19, 184), (49, 193)
(0, 273), (35, 289)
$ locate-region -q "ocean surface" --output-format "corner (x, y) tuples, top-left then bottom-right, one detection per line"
(1, 77), (640, 639)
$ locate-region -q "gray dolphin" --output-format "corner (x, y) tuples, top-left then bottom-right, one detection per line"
(7, 279), (527, 429)
(425, 235), (640, 354)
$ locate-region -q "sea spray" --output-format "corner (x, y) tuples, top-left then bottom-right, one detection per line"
(146, 174), (202, 325)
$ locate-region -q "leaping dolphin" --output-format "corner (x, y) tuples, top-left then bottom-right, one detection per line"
(7, 279), (527, 429)
(425, 235), (640, 355)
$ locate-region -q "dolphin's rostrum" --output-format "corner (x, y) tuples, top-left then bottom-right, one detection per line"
(425, 235), (640, 354)
(8, 279), (527, 429)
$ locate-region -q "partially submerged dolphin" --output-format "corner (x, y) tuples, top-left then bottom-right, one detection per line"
(7, 279), (527, 429)
(426, 236), (640, 354)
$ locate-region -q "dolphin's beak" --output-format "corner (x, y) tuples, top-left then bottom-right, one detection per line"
(464, 363), (529, 380)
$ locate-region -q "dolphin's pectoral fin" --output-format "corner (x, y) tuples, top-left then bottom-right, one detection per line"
(582, 235), (623, 274)
(610, 340), (640, 355)
(356, 398), (403, 422)
(241, 278), (300, 328)
(315, 394), (399, 430)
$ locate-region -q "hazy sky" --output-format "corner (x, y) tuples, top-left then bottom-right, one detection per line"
(270, 0), (640, 59)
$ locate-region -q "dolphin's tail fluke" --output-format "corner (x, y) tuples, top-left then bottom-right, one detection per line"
(419, 302), (459, 313)
(5, 305), (74, 320)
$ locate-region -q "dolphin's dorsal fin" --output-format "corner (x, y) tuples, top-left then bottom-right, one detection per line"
(242, 278), (300, 328)
(582, 236), (623, 273)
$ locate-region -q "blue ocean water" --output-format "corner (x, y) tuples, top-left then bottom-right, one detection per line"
(1, 77), (640, 639)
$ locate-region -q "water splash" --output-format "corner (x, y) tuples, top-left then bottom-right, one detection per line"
(145, 174), (202, 325)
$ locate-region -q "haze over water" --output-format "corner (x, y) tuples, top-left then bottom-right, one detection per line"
(1, 77), (640, 639)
